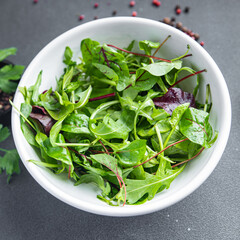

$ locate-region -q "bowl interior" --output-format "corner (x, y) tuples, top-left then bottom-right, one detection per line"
(12, 17), (231, 217)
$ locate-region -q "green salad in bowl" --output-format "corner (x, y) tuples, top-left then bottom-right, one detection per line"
(15, 36), (217, 206)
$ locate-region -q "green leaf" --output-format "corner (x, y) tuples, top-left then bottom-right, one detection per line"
(0, 149), (20, 183)
(63, 46), (75, 66)
(117, 139), (147, 167)
(0, 65), (24, 93)
(124, 164), (186, 204)
(138, 60), (182, 77)
(62, 113), (90, 134)
(0, 47), (16, 62)
(179, 108), (213, 148)
(80, 38), (100, 64)
(75, 172), (111, 197)
(139, 40), (160, 55)
(90, 153), (123, 182)
(92, 63), (119, 82)
(41, 89), (74, 120)
(74, 85), (92, 109)
(36, 132), (72, 165)
(62, 67), (74, 91)
(20, 103), (39, 147)
(133, 72), (158, 91)
(0, 124), (10, 143)
(90, 109), (135, 140)
(29, 71), (42, 104)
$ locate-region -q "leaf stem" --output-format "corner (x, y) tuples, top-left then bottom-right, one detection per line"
(0, 147), (8, 153)
(152, 35), (171, 57)
(171, 45), (191, 62)
(133, 138), (188, 168)
(107, 44), (171, 62)
(169, 69), (207, 88)
(89, 92), (116, 102)
(9, 100), (37, 131)
(97, 78), (117, 86)
(171, 147), (205, 168)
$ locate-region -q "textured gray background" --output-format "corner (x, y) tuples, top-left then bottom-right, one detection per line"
(0, 0), (239, 239)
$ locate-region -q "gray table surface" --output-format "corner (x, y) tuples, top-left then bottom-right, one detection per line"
(0, 0), (239, 239)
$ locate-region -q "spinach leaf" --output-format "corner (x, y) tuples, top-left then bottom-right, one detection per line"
(179, 107), (213, 148)
(116, 139), (147, 167)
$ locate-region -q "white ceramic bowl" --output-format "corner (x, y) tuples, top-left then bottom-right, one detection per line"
(12, 17), (231, 217)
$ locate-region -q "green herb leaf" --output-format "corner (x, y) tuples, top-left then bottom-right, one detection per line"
(0, 47), (17, 62)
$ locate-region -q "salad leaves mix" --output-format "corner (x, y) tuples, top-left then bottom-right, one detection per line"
(16, 37), (217, 206)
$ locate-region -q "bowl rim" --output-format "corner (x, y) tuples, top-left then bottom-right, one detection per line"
(11, 17), (232, 217)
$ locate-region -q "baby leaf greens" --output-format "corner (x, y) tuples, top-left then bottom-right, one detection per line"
(17, 37), (217, 206)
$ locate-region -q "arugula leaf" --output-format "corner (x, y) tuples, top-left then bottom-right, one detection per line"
(75, 172), (111, 197)
(123, 164), (186, 204)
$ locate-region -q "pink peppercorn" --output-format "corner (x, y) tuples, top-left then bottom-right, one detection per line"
(78, 15), (85, 21)
(132, 11), (137, 17)
(200, 41), (205, 46)
(176, 8), (182, 15)
(129, 1), (135, 7)
(152, 0), (161, 7)
(33, 0), (38, 3)
(94, 3), (99, 8)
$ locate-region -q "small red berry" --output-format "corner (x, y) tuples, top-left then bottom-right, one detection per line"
(200, 41), (205, 46)
(152, 0), (161, 7)
(132, 11), (137, 17)
(78, 15), (85, 21)
(176, 8), (182, 15)
(33, 0), (38, 3)
(129, 1), (135, 7)
(94, 3), (99, 8)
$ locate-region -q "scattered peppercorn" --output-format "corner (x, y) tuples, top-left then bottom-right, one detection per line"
(194, 33), (200, 41)
(129, 1), (135, 7)
(176, 8), (182, 15)
(33, 0), (38, 3)
(181, 26), (188, 33)
(94, 16), (98, 20)
(132, 11), (137, 17)
(200, 41), (205, 46)
(112, 10), (117, 16)
(163, 17), (171, 25)
(176, 22), (183, 29)
(78, 15), (85, 21)
(171, 17), (176, 22)
(152, 0), (161, 7)
(184, 6), (190, 13)
(94, 3), (99, 8)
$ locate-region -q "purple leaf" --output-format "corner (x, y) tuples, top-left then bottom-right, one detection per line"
(30, 106), (55, 136)
(153, 88), (196, 115)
